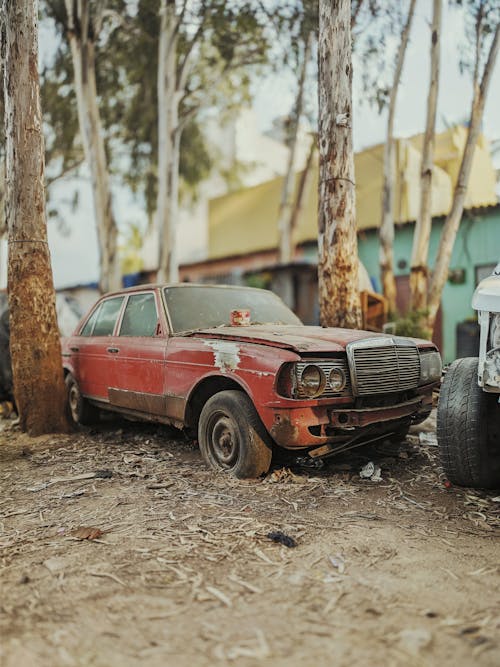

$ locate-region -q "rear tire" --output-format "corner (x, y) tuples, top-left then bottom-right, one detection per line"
(198, 390), (272, 479)
(437, 357), (500, 489)
(65, 373), (99, 426)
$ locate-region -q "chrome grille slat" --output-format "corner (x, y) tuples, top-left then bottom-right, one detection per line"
(347, 339), (420, 396)
(295, 360), (351, 398)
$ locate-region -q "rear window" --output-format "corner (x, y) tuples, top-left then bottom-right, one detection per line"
(119, 293), (158, 337)
(80, 304), (101, 337)
(92, 297), (124, 336)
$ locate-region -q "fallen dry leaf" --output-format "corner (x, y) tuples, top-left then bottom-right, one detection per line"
(71, 526), (104, 540)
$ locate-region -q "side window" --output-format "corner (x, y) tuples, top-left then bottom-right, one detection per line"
(80, 304), (101, 337)
(92, 297), (124, 336)
(119, 293), (158, 337)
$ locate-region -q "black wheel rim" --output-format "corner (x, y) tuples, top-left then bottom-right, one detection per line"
(207, 410), (239, 468)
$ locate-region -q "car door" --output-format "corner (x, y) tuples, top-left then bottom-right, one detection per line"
(107, 290), (168, 416)
(71, 296), (125, 400)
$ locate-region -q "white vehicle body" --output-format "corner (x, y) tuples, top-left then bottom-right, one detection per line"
(472, 262), (500, 394)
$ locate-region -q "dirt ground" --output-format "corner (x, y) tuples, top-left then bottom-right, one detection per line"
(0, 411), (499, 667)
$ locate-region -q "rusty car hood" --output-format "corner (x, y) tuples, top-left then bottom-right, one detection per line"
(187, 325), (409, 354)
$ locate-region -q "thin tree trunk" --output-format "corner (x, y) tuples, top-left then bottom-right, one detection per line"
(157, 0), (181, 283)
(427, 22), (500, 330)
(318, 0), (361, 329)
(0, 159), (6, 238)
(277, 32), (312, 264)
(3, 0), (69, 435)
(351, 0), (365, 29)
(379, 0), (416, 314)
(65, 0), (120, 294)
(289, 135), (316, 234)
(409, 0), (442, 312)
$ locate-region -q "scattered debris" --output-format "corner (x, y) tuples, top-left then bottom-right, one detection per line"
(328, 554), (346, 574)
(227, 574), (262, 595)
(419, 431), (438, 447)
(2, 412), (499, 665)
(27, 471), (113, 492)
(397, 628), (433, 655)
(266, 531), (297, 548)
(266, 467), (305, 484)
(71, 526), (104, 540)
(94, 469), (113, 479)
(43, 557), (66, 574)
(206, 585), (232, 607)
(214, 629), (270, 661)
(293, 456), (325, 470)
(88, 571), (127, 587)
(359, 461), (382, 482)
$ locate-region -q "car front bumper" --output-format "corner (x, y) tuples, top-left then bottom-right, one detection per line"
(267, 391), (434, 449)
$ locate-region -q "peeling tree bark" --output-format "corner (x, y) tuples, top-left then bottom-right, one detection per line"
(427, 22), (500, 330)
(64, 0), (120, 294)
(318, 0), (361, 329)
(409, 0), (441, 312)
(379, 0), (416, 314)
(3, 0), (69, 435)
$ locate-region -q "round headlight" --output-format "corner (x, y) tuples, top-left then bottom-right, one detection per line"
(299, 365), (326, 398)
(329, 367), (346, 392)
(419, 350), (442, 384)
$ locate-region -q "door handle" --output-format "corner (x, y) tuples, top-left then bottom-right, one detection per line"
(70, 346), (79, 352)
(107, 347), (119, 354)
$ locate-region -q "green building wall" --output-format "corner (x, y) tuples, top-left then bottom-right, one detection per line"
(357, 208), (500, 363)
(301, 207), (499, 363)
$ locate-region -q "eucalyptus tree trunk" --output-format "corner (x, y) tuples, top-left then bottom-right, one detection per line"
(64, 0), (120, 294)
(289, 135), (316, 235)
(379, 0), (416, 314)
(3, 0), (69, 435)
(277, 32), (312, 264)
(409, 0), (442, 312)
(0, 160), (5, 238)
(157, 0), (181, 283)
(318, 0), (361, 329)
(427, 22), (500, 330)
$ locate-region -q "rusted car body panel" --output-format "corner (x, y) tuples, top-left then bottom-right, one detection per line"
(62, 284), (440, 456)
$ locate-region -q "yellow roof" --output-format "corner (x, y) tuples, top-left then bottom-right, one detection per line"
(208, 126), (497, 260)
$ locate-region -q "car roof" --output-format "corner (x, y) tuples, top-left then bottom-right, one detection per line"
(101, 283), (271, 298)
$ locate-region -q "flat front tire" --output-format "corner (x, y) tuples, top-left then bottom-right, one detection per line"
(198, 390), (272, 479)
(65, 373), (99, 426)
(437, 357), (500, 489)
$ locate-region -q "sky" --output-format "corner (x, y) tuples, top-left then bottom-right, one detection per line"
(1, 1), (499, 290)
(254, 2), (500, 148)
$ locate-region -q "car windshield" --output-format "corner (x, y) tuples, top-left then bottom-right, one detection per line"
(164, 285), (303, 333)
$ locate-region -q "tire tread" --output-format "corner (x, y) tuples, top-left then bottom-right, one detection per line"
(437, 358), (499, 488)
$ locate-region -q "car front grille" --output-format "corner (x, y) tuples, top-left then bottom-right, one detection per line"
(347, 338), (420, 396)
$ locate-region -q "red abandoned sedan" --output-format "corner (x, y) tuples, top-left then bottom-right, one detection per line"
(62, 284), (441, 478)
